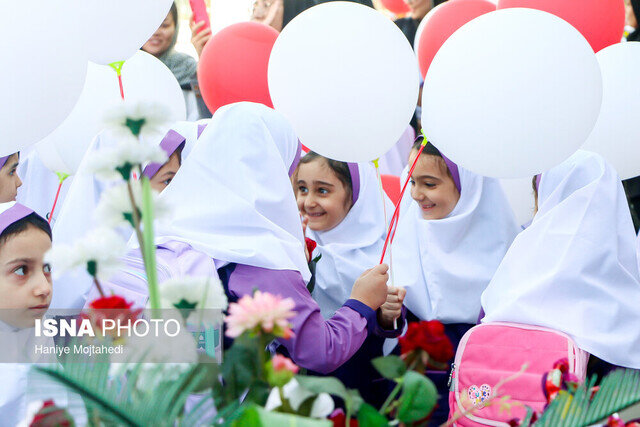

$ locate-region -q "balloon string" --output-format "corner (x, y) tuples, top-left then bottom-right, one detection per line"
(373, 158), (397, 330)
(379, 138), (428, 264)
(48, 172), (70, 225)
(109, 61), (126, 101)
(373, 159), (394, 287)
(118, 74), (125, 100)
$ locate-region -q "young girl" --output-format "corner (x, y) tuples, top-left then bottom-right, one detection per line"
(51, 122), (204, 310)
(0, 153), (22, 203)
(104, 102), (402, 374)
(392, 137), (520, 423)
(0, 202), (52, 424)
(294, 152), (404, 404)
(481, 150), (640, 369)
(295, 152), (399, 319)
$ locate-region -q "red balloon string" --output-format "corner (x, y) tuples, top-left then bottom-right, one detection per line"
(379, 140), (428, 264)
(118, 74), (125, 100)
(48, 180), (64, 225)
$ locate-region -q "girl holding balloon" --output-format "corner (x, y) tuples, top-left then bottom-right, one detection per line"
(392, 136), (519, 422)
(294, 151), (405, 403)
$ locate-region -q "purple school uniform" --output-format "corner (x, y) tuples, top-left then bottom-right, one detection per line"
(94, 240), (403, 374)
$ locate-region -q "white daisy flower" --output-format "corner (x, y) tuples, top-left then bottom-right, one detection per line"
(47, 228), (127, 281)
(103, 101), (172, 139)
(156, 276), (228, 325)
(94, 181), (170, 228)
(87, 138), (167, 181)
(265, 379), (335, 419)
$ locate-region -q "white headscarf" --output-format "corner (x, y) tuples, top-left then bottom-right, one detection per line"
(307, 162), (393, 318)
(481, 150), (640, 368)
(393, 163), (519, 324)
(150, 102), (310, 282)
(50, 122), (203, 310)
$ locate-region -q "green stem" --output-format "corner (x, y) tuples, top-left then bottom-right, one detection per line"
(379, 379), (403, 415)
(141, 177), (160, 313)
(257, 334), (267, 382)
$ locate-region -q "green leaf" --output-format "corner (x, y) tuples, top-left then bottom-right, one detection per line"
(536, 369), (640, 427)
(221, 338), (259, 401)
(372, 355), (407, 380)
(125, 118), (146, 136)
(357, 402), (389, 426)
(36, 358), (204, 427)
(233, 404), (331, 426)
(396, 371), (438, 424)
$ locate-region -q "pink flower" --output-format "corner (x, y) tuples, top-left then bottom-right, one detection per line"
(225, 290), (296, 338)
(272, 354), (299, 374)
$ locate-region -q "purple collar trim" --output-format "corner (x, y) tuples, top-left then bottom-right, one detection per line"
(0, 203), (34, 235)
(288, 141), (302, 178)
(347, 163), (360, 205)
(197, 123), (207, 138)
(440, 154), (461, 193)
(143, 130), (186, 179)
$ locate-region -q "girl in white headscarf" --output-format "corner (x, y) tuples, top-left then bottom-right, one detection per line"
(105, 102), (400, 374)
(50, 122), (205, 310)
(392, 138), (520, 424)
(294, 152), (404, 404)
(481, 150), (640, 369)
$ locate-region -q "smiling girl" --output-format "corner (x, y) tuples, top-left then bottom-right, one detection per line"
(392, 137), (519, 423)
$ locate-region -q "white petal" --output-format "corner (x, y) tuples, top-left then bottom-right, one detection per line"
(310, 393), (335, 419)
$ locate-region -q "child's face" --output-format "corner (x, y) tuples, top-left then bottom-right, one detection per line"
(295, 159), (352, 232)
(0, 153), (22, 203)
(0, 226), (52, 329)
(150, 150), (181, 193)
(409, 150), (460, 220)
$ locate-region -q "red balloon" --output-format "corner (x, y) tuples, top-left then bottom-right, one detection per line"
(497, 0), (624, 52)
(381, 174), (402, 206)
(198, 22), (278, 114)
(417, 0), (496, 78)
(380, 0), (411, 15)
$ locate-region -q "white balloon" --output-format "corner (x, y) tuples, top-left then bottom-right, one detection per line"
(2, 0), (87, 156)
(268, 2), (419, 163)
(83, 0), (173, 65)
(422, 9), (602, 178)
(36, 51), (186, 174)
(583, 43), (640, 180)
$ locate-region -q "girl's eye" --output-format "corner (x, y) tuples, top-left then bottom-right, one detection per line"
(14, 266), (26, 276)
(162, 178), (172, 186)
(410, 180), (415, 186)
(43, 264), (52, 274)
(318, 188), (329, 195)
(298, 186), (308, 194)
(425, 183), (436, 188)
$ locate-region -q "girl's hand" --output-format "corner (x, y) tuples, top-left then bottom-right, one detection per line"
(190, 18), (212, 58)
(350, 264), (389, 310)
(378, 286), (406, 330)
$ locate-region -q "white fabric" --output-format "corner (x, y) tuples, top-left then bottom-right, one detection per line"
(481, 150), (640, 368)
(393, 165), (519, 324)
(307, 162), (393, 318)
(149, 102), (311, 282)
(17, 151), (73, 225)
(50, 122), (202, 310)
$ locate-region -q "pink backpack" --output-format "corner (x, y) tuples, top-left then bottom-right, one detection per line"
(448, 322), (589, 426)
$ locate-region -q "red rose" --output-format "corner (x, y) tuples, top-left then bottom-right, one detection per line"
(399, 321), (454, 363)
(30, 400), (74, 427)
(89, 295), (133, 310)
(329, 409), (358, 427)
(305, 238), (317, 257)
(84, 295), (142, 338)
